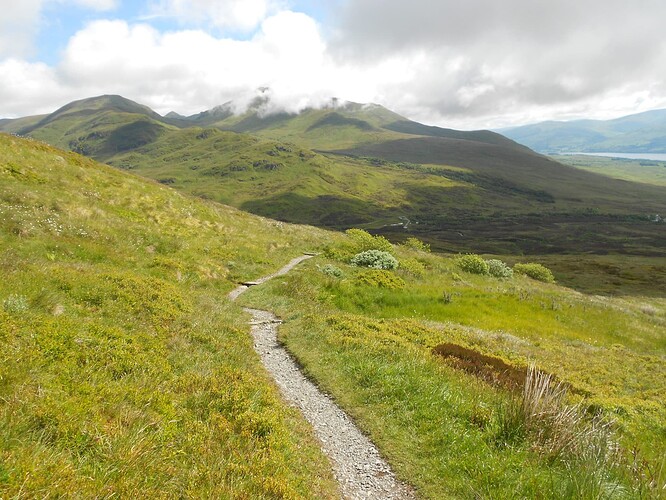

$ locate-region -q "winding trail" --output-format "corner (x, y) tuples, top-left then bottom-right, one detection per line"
(229, 255), (415, 500)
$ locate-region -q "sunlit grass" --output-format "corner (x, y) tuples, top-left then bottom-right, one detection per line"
(0, 134), (340, 497)
(239, 237), (666, 497)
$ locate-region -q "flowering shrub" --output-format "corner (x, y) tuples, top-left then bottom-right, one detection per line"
(350, 250), (399, 270)
(345, 228), (393, 253)
(456, 254), (489, 275)
(402, 237), (430, 252)
(355, 269), (405, 289)
(487, 259), (514, 279)
(514, 263), (555, 283)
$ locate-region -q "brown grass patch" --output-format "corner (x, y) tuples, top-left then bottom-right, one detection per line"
(432, 343), (527, 390)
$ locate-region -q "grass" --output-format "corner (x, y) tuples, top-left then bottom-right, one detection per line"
(5, 95), (666, 497)
(238, 233), (666, 498)
(554, 154), (666, 187)
(0, 133), (341, 497)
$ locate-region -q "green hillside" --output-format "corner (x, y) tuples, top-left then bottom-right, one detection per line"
(239, 232), (666, 498)
(12, 95), (666, 263)
(0, 114), (47, 134)
(0, 133), (339, 497)
(108, 127), (471, 228)
(501, 109), (666, 153)
(555, 154), (666, 187)
(2, 134), (665, 497)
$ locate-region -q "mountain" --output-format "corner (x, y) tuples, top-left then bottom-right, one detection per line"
(500, 108), (666, 153)
(7, 94), (666, 255)
(0, 114), (48, 133)
(3, 113), (665, 498)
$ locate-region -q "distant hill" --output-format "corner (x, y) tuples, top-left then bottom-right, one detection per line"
(5, 94), (666, 255)
(500, 109), (666, 153)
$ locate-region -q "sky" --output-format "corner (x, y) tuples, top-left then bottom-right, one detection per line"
(1, 0), (666, 130)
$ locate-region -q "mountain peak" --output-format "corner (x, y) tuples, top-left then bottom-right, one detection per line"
(20, 94), (162, 135)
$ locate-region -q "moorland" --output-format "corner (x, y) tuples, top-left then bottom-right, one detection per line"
(1, 95), (665, 498)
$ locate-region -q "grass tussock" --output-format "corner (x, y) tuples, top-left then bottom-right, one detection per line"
(497, 366), (666, 497)
(499, 367), (617, 459)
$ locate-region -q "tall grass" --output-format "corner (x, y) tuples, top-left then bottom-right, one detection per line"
(495, 366), (658, 497)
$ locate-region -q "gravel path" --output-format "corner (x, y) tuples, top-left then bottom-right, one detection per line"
(230, 255), (415, 500)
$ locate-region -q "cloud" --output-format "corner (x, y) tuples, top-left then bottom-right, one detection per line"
(331, 0), (666, 127)
(149, 0), (279, 31)
(53, 12), (340, 115)
(0, 0), (118, 58)
(0, 59), (69, 116)
(0, 0), (43, 58)
(1, 0), (666, 129)
(68, 0), (118, 10)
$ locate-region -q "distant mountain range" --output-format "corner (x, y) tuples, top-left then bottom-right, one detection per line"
(499, 109), (666, 153)
(2, 94), (665, 255)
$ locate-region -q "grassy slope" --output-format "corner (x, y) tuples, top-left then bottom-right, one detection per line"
(16, 96), (666, 291)
(238, 238), (666, 498)
(554, 154), (666, 187)
(0, 133), (340, 497)
(107, 127), (476, 228)
(0, 115), (47, 134)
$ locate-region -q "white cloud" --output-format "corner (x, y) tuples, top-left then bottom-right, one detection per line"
(0, 0), (118, 58)
(29, 10), (411, 120)
(67, 0), (118, 10)
(2, 1), (666, 129)
(330, 0), (666, 128)
(0, 0), (43, 58)
(150, 0), (279, 31)
(0, 58), (69, 116)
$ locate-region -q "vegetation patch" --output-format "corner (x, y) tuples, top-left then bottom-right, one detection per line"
(486, 259), (513, 279)
(514, 262), (556, 283)
(318, 263), (344, 278)
(456, 253), (490, 275)
(401, 237), (430, 253)
(355, 269), (406, 289)
(432, 343), (527, 390)
(350, 249), (399, 270)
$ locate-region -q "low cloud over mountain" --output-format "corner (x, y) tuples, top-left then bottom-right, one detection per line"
(2, 1), (666, 129)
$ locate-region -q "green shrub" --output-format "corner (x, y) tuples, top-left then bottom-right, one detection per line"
(402, 237), (430, 253)
(350, 250), (399, 270)
(514, 263), (555, 283)
(456, 254), (489, 275)
(345, 228), (393, 253)
(399, 258), (426, 277)
(355, 269), (405, 289)
(319, 264), (344, 278)
(487, 259), (514, 279)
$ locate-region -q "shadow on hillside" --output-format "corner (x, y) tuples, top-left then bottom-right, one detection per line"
(332, 137), (666, 213)
(239, 192), (384, 228)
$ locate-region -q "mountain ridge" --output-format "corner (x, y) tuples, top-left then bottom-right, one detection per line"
(500, 108), (666, 153)
(3, 94), (665, 256)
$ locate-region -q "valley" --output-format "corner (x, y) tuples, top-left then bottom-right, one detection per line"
(1, 95), (665, 498)
(3, 95), (665, 277)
